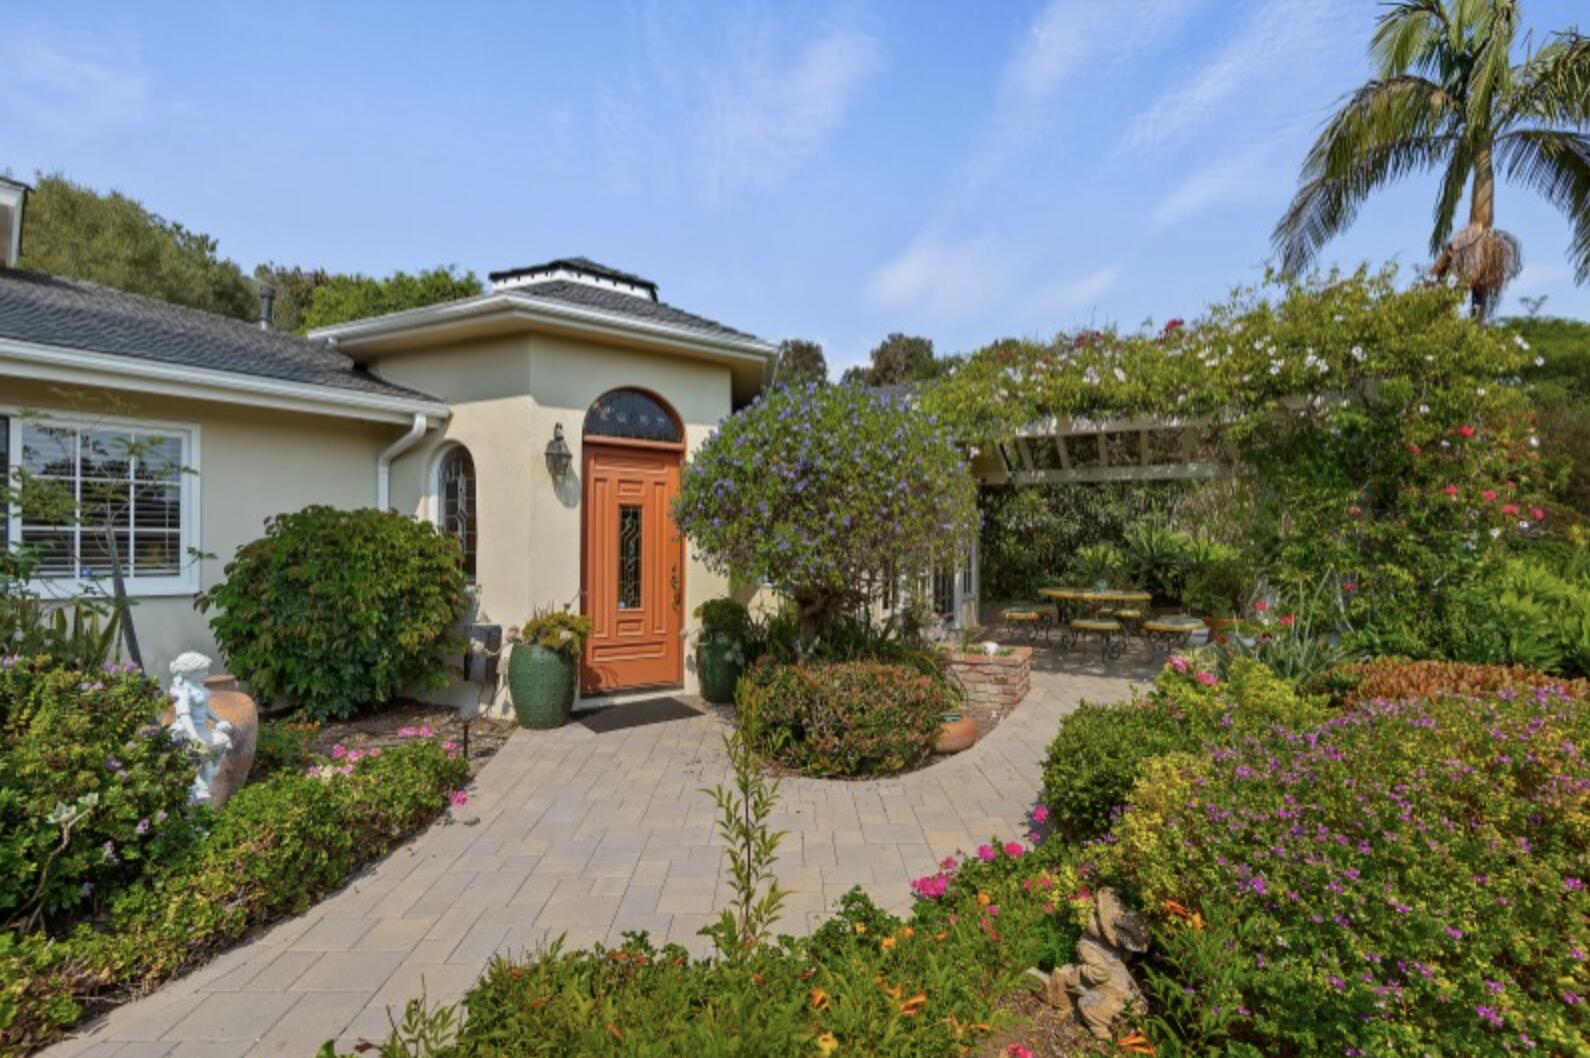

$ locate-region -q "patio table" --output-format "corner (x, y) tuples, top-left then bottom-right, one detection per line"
(1141, 615), (1208, 652)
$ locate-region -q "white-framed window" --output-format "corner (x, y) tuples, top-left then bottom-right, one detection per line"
(430, 443), (477, 583)
(1, 410), (201, 597)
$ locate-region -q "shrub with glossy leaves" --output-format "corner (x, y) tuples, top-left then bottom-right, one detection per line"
(198, 506), (468, 721)
(1100, 682), (1590, 1057)
(674, 383), (976, 647)
(735, 661), (958, 777)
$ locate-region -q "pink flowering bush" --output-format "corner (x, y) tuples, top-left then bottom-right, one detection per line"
(1101, 682), (1590, 1056)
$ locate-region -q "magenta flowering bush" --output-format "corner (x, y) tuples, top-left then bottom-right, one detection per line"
(1103, 682), (1590, 1056)
(674, 383), (976, 648)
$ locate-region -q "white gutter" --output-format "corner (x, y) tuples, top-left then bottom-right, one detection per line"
(377, 412), (428, 511)
(0, 336), (451, 425)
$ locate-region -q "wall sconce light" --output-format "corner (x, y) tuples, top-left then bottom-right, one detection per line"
(545, 422), (572, 480)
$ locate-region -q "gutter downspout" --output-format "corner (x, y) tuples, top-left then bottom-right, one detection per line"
(377, 412), (428, 511)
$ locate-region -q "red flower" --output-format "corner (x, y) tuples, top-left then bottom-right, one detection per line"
(1458, 424), (1476, 438)
(1531, 507), (1546, 521)
(1348, 505), (1362, 516)
(1444, 484), (1459, 498)
(1163, 318), (1185, 334)
(1501, 503), (1519, 516)
(1406, 443), (1422, 455)
(1279, 614), (1296, 627)
(1343, 581), (1358, 593)
(1253, 600), (1269, 613)
(1482, 489), (1497, 502)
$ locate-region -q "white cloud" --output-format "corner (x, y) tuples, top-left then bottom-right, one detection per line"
(0, 32), (148, 134)
(865, 235), (1014, 323)
(1028, 264), (1124, 315)
(703, 26), (881, 195)
(1151, 150), (1266, 226)
(1118, 0), (1359, 155)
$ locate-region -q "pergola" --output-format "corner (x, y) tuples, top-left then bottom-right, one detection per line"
(978, 414), (1229, 487)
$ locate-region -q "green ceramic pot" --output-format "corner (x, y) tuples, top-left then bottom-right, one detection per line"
(696, 634), (744, 705)
(508, 643), (575, 729)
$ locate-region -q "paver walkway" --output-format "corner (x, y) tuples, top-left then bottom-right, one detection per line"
(47, 658), (1151, 1058)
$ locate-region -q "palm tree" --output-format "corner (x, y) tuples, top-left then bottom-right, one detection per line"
(1274, 1), (1590, 318)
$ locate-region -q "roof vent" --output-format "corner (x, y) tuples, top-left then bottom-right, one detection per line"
(258, 283), (276, 330)
(0, 176), (30, 269)
(488, 257), (658, 301)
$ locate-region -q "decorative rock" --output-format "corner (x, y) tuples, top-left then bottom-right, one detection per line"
(164, 652), (238, 807)
(202, 674), (259, 807)
(1026, 886), (1150, 1039)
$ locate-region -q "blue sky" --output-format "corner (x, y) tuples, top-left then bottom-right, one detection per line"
(3, 0), (1586, 373)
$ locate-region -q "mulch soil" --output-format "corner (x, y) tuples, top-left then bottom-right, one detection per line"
(974, 988), (1114, 1058)
(301, 700), (517, 778)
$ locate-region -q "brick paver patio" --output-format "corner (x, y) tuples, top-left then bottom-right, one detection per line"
(44, 657), (1151, 1058)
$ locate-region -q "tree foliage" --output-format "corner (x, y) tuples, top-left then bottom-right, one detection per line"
(296, 266), (484, 332)
(841, 333), (954, 386)
(772, 338), (827, 386)
(17, 173), (256, 320)
(1274, 2), (1590, 316)
(673, 383), (976, 646)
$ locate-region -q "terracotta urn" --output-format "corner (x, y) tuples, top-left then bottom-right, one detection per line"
(935, 713), (977, 754)
(201, 675), (259, 807)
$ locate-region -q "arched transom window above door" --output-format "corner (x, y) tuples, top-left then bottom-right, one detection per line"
(584, 388), (682, 444)
(436, 445), (477, 581)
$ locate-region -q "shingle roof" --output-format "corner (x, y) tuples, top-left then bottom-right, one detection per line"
(0, 267), (440, 401)
(488, 256), (657, 293)
(504, 279), (764, 342)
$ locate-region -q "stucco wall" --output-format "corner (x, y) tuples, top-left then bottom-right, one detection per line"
(376, 330), (737, 708)
(2, 377), (395, 683)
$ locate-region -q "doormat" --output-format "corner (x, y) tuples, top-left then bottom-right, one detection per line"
(576, 696), (704, 734)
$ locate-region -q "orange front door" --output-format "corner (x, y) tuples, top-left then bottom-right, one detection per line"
(581, 443), (684, 693)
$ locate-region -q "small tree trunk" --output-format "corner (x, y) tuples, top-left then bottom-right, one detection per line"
(102, 520), (143, 671)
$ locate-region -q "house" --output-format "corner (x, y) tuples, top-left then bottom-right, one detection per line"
(0, 178), (778, 708)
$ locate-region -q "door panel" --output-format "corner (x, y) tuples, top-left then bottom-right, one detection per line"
(581, 443), (683, 693)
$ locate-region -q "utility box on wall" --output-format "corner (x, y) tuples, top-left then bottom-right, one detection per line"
(464, 623), (502, 684)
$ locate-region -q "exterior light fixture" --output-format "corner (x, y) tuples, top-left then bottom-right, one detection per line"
(545, 422), (572, 480)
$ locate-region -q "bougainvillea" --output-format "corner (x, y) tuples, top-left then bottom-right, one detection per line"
(674, 382), (977, 645)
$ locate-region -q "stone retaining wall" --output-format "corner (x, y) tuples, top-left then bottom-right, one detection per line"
(942, 646), (1032, 730)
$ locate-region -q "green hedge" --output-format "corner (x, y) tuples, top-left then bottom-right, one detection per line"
(197, 506), (469, 721)
(0, 738), (467, 1054)
(735, 661), (959, 777)
(0, 657), (197, 930)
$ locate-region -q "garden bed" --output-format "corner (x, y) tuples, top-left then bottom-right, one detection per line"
(302, 700), (516, 778)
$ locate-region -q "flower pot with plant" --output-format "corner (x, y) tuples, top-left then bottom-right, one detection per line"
(694, 598), (751, 705)
(508, 609), (593, 729)
(934, 712), (977, 753)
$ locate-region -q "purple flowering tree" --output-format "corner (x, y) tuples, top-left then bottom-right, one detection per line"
(674, 382), (977, 651)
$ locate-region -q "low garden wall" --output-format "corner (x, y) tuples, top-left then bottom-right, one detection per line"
(941, 646), (1031, 728)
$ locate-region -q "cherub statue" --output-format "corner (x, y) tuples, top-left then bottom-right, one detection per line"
(1027, 887), (1150, 1039)
(167, 651), (235, 804)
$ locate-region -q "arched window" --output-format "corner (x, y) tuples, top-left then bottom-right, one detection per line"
(438, 446), (477, 581)
(584, 388), (681, 444)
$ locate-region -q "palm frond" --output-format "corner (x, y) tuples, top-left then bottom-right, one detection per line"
(1432, 224), (1522, 318)
(1497, 129), (1590, 283)
(1371, 0), (1451, 78)
(1464, 0), (1519, 132)
(1505, 31), (1590, 128)
(1274, 78), (1457, 274)
(1430, 141), (1475, 254)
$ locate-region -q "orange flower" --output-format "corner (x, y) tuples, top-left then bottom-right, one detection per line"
(1162, 899), (1190, 919)
(810, 988), (831, 1011)
(880, 936), (897, 951)
(1119, 1031), (1156, 1055)
(606, 1024), (625, 1042)
(899, 992), (928, 1016)
(933, 931), (949, 941)
(899, 926), (914, 940)
(977, 891), (992, 907)
(878, 979), (904, 1000)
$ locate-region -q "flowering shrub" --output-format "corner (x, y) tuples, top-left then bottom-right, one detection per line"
(735, 661), (958, 777)
(1100, 684), (1590, 1056)
(0, 657), (197, 931)
(197, 506), (468, 721)
(1, 735), (467, 1052)
(1041, 658), (1327, 841)
(674, 383), (976, 648)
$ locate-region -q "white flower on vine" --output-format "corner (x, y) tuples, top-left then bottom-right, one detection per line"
(1476, 387), (1486, 397)
(1534, 356), (1546, 367)
(1113, 367), (1127, 383)
(1419, 404), (1430, 415)
(1350, 345), (1365, 362)
(1490, 527), (1503, 539)
(1529, 436), (1540, 448)
(1514, 334), (1530, 350)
